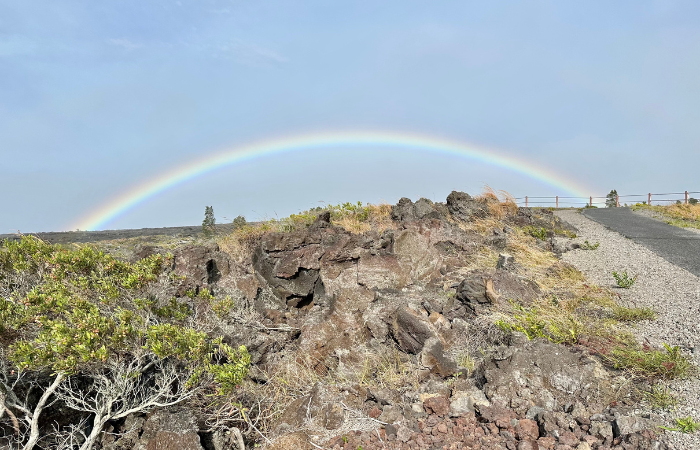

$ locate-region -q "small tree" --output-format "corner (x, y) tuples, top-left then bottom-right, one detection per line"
(606, 190), (619, 208)
(232, 215), (247, 230)
(202, 206), (216, 237)
(690, 198), (698, 205)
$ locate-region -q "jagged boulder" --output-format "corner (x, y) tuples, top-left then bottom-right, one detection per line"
(390, 307), (436, 354)
(133, 409), (203, 450)
(483, 337), (613, 416)
(446, 191), (487, 221)
(172, 244), (231, 295)
(451, 269), (540, 317)
(391, 197), (442, 221)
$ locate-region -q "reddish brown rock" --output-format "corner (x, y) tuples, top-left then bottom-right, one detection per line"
(423, 396), (450, 417)
(516, 418), (540, 440)
(558, 431), (579, 446)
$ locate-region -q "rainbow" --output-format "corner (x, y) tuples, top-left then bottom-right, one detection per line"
(71, 130), (593, 231)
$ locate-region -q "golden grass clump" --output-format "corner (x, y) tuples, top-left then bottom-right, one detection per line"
(633, 202), (700, 230)
(505, 227), (558, 272)
(475, 185), (519, 220)
(656, 203), (700, 221)
(331, 202), (394, 234)
(218, 221), (277, 262)
(218, 202), (395, 260)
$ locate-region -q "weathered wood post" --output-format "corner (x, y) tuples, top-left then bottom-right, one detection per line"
(525, 196), (528, 207)
(648, 193), (651, 205)
(616, 195), (620, 207)
(589, 196), (592, 207)
(686, 191), (689, 205)
(556, 196), (559, 208)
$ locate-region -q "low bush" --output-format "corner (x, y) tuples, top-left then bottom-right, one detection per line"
(523, 226), (549, 241)
(0, 236), (250, 449)
(579, 240), (600, 250)
(612, 270), (637, 288)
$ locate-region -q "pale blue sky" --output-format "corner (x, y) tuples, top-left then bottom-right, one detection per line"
(2, 1), (700, 231)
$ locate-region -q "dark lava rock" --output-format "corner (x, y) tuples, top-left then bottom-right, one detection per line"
(390, 307), (436, 354)
(446, 191), (487, 222)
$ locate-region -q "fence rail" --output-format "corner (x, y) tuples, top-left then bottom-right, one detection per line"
(514, 191), (700, 208)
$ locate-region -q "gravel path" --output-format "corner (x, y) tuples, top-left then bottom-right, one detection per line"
(582, 207), (700, 277)
(556, 210), (700, 449)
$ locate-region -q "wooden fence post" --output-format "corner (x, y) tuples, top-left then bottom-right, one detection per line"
(525, 196), (528, 207)
(616, 195), (620, 207)
(686, 191), (689, 205)
(648, 193), (651, 205)
(589, 196), (592, 207)
(556, 196), (559, 208)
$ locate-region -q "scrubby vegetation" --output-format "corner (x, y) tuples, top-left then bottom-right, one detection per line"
(632, 202), (700, 230)
(1, 189), (688, 449)
(0, 236), (249, 449)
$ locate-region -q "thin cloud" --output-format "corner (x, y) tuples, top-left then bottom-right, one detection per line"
(108, 38), (143, 51)
(215, 40), (288, 66)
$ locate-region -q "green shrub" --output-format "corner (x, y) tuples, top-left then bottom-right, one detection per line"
(232, 215), (247, 229)
(612, 270), (637, 288)
(524, 226), (548, 241)
(579, 240), (600, 250)
(0, 236), (249, 383)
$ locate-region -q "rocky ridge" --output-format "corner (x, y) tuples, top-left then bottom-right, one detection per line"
(1, 192), (669, 450)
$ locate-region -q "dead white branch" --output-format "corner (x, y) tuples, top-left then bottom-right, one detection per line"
(56, 356), (197, 450)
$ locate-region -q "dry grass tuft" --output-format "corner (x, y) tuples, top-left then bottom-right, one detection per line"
(508, 233), (558, 270)
(219, 222), (277, 263)
(474, 186), (519, 220)
(356, 347), (422, 391)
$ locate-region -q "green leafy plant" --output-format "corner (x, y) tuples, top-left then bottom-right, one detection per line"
(612, 270), (638, 288)
(660, 416), (700, 433)
(579, 240), (600, 250)
(606, 189), (619, 208)
(523, 226), (548, 241)
(496, 304), (583, 344)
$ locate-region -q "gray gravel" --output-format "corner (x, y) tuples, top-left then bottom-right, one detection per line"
(557, 210), (700, 449)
